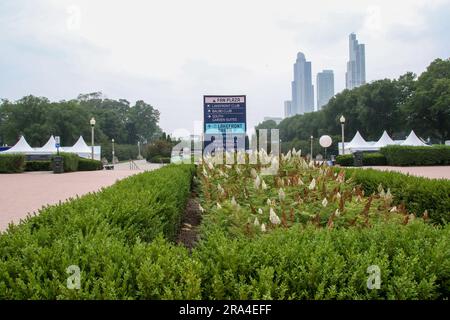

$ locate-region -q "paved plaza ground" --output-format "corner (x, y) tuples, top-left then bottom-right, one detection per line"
(363, 165), (450, 179)
(0, 161), (162, 231)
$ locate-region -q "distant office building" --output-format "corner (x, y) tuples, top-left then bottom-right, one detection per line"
(263, 116), (283, 125)
(291, 52), (314, 115)
(316, 70), (334, 110)
(345, 33), (366, 89)
(284, 100), (292, 118)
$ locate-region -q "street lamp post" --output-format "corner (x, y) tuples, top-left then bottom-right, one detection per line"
(340, 115), (346, 155)
(112, 138), (115, 164)
(310, 135), (313, 160)
(90, 117), (96, 160)
(137, 141), (142, 159)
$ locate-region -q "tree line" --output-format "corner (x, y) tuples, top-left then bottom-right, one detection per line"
(256, 58), (450, 154)
(0, 92), (163, 159)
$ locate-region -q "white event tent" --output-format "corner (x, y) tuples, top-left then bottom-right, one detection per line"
(339, 130), (428, 154)
(401, 130), (428, 147)
(34, 135), (58, 154)
(372, 131), (396, 148)
(0, 135), (101, 160)
(2, 136), (35, 154)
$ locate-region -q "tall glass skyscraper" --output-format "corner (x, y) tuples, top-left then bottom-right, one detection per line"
(345, 33), (366, 89)
(316, 70), (334, 110)
(291, 52), (314, 115)
(284, 100), (292, 118)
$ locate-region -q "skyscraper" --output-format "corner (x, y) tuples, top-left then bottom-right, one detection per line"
(284, 100), (292, 118)
(345, 33), (366, 89)
(291, 52), (314, 115)
(316, 70), (334, 110)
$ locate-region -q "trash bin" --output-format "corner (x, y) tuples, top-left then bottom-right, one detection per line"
(353, 151), (363, 167)
(53, 156), (64, 174)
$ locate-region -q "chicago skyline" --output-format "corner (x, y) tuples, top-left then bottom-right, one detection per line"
(316, 70), (335, 110)
(284, 33), (365, 118)
(346, 33), (366, 89)
(291, 52), (314, 116)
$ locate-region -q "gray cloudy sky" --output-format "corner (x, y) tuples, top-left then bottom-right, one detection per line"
(0, 0), (449, 136)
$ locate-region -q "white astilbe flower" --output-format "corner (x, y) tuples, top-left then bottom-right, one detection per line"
(198, 204), (205, 213)
(336, 192), (341, 200)
(254, 217), (260, 226)
(217, 203), (222, 209)
(390, 206), (398, 212)
(335, 208), (340, 216)
(261, 180), (268, 190)
(278, 188), (285, 202)
(298, 179), (304, 186)
(258, 208), (263, 215)
(250, 168), (258, 178)
(269, 208), (281, 225)
(266, 198), (272, 206)
(261, 223), (267, 232)
(231, 196), (238, 207)
(309, 178), (316, 190)
(254, 175), (261, 189)
(217, 184), (225, 195)
(322, 198), (328, 207)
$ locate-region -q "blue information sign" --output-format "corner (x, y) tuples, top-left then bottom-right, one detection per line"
(203, 95), (246, 153)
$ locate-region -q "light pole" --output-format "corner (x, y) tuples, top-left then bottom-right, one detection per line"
(137, 141), (142, 159)
(310, 135), (313, 160)
(90, 117), (96, 160)
(112, 138), (115, 164)
(340, 115), (346, 155)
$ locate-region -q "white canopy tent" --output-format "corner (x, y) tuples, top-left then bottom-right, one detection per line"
(66, 136), (100, 160)
(401, 130), (428, 147)
(33, 135), (58, 154)
(2, 136), (35, 154)
(373, 131), (396, 148)
(1, 135), (101, 160)
(346, 131), (370, 149)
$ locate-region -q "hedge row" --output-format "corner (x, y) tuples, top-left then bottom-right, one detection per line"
(0, 164), (195, 299)
(336, 152), (386, 166)
(25, 161), (52, 171)
(342, 168), (450, 224)
(194, 223), (449, 299)
(380, 145), (450, 166)
(56, 153), (79, 172)
(78, 158), (104, 171)
(0, 154), (25, 173)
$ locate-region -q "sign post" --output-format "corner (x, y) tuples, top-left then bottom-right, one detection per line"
(203, 95), (246, 155)
(55, 136), (61, 155)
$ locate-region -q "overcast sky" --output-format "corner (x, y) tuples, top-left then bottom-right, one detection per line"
(1, 0), (449, 136)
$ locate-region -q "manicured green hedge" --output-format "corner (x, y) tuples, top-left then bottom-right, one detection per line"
(25, 161), (52, 171)
(336, 153), (387, 166)
(362, 152), (387, 165)
(336, 154), (354, 166)
(53, 153), (79, 172)
(78, 158), (103, 171)
(0, 164), (195, 299)
(380, 145), (450, 166)
(194, 223), (450, 299)
(0, 154), (25, 173)
(342, 168), (450, 224)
